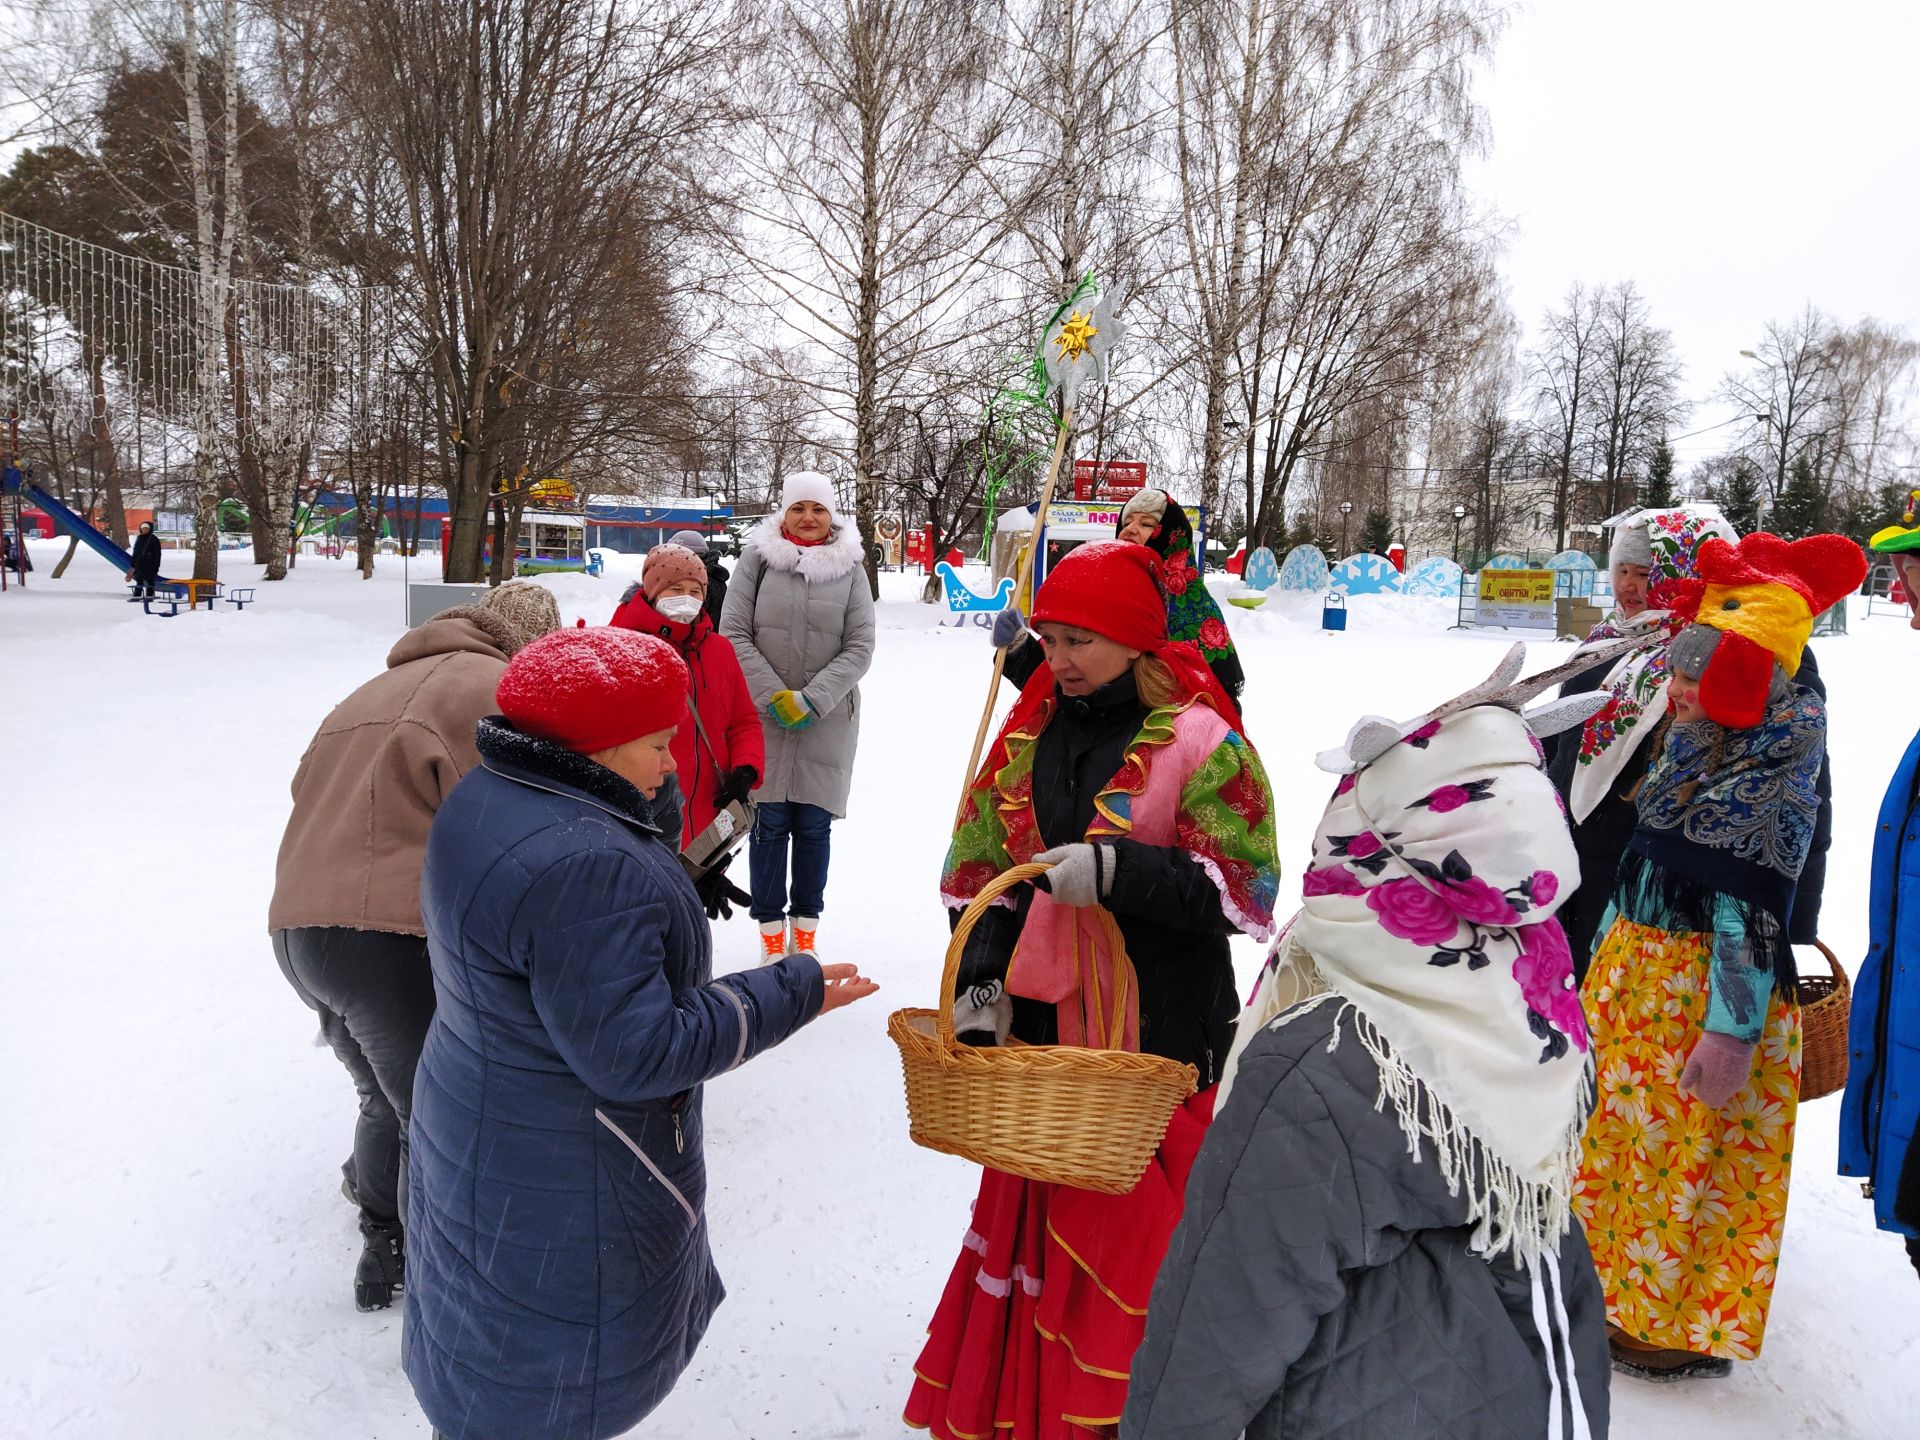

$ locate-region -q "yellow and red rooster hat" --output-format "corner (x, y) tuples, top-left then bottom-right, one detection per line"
(1672, 531), (1868, 728)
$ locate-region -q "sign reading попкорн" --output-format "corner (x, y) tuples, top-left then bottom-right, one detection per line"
(1475, 569), (1555, 630)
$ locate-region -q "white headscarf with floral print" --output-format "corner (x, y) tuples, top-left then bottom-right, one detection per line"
(1568, 507), (1737, 822)
(1286, 704), (1592, 1259)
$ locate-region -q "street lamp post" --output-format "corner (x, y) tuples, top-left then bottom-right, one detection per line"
(1339, 499), (1354, 554)
(1451, 503), (1467, 564)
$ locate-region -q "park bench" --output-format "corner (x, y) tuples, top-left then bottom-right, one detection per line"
(142, 590), (187, 618)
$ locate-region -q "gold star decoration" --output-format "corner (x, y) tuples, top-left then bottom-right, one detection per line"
(1054, 310), (1097, 362)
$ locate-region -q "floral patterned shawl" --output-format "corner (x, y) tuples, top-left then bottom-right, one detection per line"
(1276, 704), (1591, 1262)
(1622, 682), (1828, 998)
(1129, 496), (1238, 673)
(1567, 509), (1736, 822)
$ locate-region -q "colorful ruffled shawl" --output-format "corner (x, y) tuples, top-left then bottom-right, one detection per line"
(940, 659), (1279, 945)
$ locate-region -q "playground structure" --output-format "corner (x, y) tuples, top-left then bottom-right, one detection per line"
(0, 208), (389, 587)
(1, 470), (268, 616)
(3, 463), (137, 587)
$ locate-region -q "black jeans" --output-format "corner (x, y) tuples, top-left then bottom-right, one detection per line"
(132, 576), (157, 598)
(1908, 1235), (1920, 1282)
(273, 927), (436, 1225)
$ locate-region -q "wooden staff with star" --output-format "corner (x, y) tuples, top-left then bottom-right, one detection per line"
(954, 277), (1126, 826)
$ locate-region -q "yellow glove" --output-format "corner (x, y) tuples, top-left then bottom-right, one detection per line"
(768, 690), (814, 729)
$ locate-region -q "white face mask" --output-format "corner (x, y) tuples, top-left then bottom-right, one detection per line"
(656, 595), (704, 623)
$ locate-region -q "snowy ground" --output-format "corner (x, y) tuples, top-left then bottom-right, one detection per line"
(4, 539), (1916, 1439)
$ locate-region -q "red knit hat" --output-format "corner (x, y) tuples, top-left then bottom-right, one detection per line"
(496, 626), (689, 753)
(1031, 539), (1168, 650)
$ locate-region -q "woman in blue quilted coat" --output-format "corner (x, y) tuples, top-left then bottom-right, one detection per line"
(403, 626), (877, 1440)
(1840, 528), (1920, 1278)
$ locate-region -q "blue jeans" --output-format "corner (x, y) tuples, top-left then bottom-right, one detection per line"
(749, 801), (833, 922)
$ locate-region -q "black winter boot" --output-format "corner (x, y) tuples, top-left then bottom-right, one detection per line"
(355, 1219), (405, 1312)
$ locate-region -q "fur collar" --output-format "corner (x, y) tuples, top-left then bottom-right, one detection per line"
(475, 717), (661, 834)
(747, 512), (864, 583)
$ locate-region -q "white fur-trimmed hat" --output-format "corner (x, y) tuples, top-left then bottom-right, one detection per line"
(779, 471), (838, 524)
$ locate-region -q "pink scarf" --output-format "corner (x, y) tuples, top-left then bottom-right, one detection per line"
(1005, 706), (1229, 1049)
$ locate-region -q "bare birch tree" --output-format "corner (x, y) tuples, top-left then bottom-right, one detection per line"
(1527, 283), (1600, 552)
(1579, 280), (1683, 530)
(733, 0), (1017, 596)
(343, 0), (739, 583)
(172, 0), (245, 580)
(1723, 305), (1836, 506)
(1233, 116), (1492, 548)
(993, 0), (1173, 467)
(1819, 317), (1918, 506)
(1164, 0), (1496, 517)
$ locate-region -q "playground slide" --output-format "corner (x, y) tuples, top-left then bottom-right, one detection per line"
(18, 478), (135, 574)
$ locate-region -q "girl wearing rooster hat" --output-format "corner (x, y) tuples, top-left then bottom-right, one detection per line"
(1574, 531), (1867, 1382)
(906, 540), (1280, 1440)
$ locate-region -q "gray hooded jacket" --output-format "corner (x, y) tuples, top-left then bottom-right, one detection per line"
(719, 515), (876, 817)
(1122, 1000), (1610, 1440)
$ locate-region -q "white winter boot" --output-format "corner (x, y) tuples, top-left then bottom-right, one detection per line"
(758, 920), (788, 966)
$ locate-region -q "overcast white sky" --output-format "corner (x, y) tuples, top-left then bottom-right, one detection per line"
(1464, 0), (1920, 465)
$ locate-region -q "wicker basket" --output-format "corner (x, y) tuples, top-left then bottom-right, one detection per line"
(887, 863), (1197, 1195)
(1797, 940), (1851, 1102)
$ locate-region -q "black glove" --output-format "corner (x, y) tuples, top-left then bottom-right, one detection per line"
(715, 765), (759, 810)
(694, 859), (752, 921)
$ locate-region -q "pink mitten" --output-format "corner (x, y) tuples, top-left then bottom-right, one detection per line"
(1678, 1031), (1757, 1109)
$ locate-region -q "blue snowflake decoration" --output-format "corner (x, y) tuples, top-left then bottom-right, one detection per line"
(1402, 556), (1464, 596)
(1328, 552), (1404, 596)
(1548, 549), (1598, 598)
(1275, 544), (1327, 592)
(1484, 552), (1530, 570)
(1242, 545), (1283, 590)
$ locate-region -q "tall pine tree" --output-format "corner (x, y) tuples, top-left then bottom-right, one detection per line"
(1360, 505), (1393, 555)
(1286, 513), (1319, 552)
(1719, 462), (1764, 535)
(1641, 440), (1676, 508)
(1771, 456), (1826, 539)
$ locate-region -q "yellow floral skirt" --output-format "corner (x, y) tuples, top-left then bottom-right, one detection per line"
(1573, 917), (1800, 1360)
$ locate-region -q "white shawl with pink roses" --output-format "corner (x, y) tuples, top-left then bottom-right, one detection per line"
(1262, 703), (1596, 1264)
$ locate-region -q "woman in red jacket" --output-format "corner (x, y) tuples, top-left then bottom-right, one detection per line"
(611, 545), (764, 899)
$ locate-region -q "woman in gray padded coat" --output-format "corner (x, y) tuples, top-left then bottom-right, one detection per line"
(720, 470), (876, 963)
(1124, 645), (1624, 1440)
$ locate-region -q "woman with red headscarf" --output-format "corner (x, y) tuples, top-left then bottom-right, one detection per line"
(906, 540), (1281, 1440)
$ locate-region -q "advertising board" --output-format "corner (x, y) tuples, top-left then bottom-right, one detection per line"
(1475, 568), (1556, 629)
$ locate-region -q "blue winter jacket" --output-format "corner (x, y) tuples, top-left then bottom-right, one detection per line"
(403, 718), (825, 1440)
(1839, 728), (1920, 1238)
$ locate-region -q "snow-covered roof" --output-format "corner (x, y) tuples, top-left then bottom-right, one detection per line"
(996, 505), (1037, 533)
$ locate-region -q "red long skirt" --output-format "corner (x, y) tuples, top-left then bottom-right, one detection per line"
(903, 1091), (1216, 1440)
